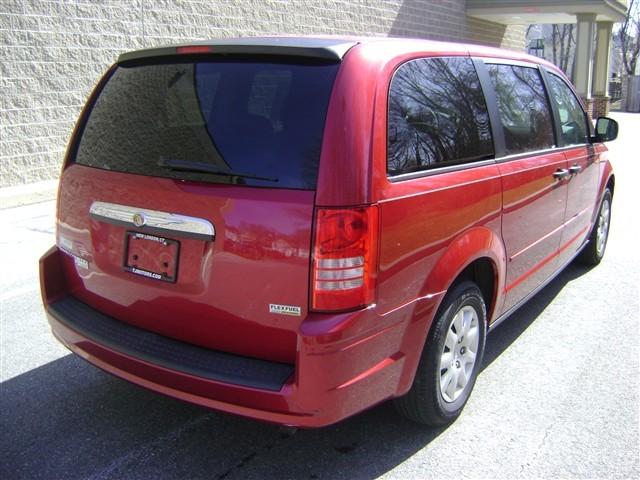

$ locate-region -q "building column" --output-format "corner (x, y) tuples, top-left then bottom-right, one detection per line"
(573, 13), (597, 116)
(592, 21), (614, 117)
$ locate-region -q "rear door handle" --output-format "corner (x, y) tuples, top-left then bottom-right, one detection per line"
(553, 169), (571, 179)
(569, 165), (582, 174)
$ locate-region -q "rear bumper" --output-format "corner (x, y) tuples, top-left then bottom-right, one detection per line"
(40, 246), (441, 427)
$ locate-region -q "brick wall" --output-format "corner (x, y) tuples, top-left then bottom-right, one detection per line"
(0, 0), (525, 187)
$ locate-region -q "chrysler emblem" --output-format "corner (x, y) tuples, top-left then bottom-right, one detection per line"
(133, 212), (146, 227)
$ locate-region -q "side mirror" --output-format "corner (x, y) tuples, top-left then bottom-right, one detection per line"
(594, 117), (618, 143)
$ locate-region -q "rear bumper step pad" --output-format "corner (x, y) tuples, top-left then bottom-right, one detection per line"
(48, 296), (294, 392)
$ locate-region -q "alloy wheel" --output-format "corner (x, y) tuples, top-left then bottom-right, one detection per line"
(596, 197), (611, 257)
(439, 305), (480, 403)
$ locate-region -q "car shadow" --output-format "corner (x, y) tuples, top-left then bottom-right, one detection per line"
(1, 264), (593, 480)
(483, 262), (593, 368)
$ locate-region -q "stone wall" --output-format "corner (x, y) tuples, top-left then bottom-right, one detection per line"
(1, 0), (525, 187)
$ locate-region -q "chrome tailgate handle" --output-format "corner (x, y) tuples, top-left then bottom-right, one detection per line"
(89, 201), (215, 241)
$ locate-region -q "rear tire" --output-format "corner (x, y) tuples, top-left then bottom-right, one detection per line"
(577, 189), (612, 266)
(394, 281), (486, 426)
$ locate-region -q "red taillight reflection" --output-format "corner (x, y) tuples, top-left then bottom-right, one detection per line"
(311, 206), (378, 312)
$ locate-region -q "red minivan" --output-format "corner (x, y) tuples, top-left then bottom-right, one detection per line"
(40, 37), (617, 427)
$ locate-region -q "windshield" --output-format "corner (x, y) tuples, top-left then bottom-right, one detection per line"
(74, 59), (339, 189)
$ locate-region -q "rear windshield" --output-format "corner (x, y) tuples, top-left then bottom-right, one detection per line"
(74, 59), (339, 189)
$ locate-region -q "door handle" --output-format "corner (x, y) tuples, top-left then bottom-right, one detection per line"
(553, 169), (571, 179)
(569, 165), (582, 174)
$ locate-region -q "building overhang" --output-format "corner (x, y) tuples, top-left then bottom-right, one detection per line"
(466, 0), (628, 25)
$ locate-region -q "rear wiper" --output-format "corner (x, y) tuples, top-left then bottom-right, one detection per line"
(158, 158), (279, 183)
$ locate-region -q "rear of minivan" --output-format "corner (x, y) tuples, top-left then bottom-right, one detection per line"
(40, 38), (418, 426)
(41, 37), (615, 427)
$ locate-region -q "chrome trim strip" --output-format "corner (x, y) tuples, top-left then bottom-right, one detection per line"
(495, 146), (560, 163)
(388, 144), (592, 183)
(388, 158), (496, 182)
(89, 201), (215, 241)
(494, 143), (590, 165)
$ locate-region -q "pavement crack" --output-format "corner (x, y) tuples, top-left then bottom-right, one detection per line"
(215, 428), (295, 480)
(87, 414), (213, 480)
(519, 422), (555, 474)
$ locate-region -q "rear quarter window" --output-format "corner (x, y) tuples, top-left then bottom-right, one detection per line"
(387, 56), (494, 177)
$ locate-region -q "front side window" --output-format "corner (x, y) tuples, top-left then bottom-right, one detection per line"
(547, 73), (589, 146)
(487, 64), (555, 156)
(387, 57), (493, 176)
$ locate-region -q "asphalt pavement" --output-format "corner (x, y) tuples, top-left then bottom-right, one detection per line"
(1, 113), (638, 479)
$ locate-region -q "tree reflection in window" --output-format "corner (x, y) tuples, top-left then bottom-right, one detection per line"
(547, 73), (588, 146)
(387, 57), (493, 176)
(487, 64), (555, 155)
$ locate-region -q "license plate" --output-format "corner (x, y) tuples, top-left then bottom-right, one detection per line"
(124, 232), (179, 282)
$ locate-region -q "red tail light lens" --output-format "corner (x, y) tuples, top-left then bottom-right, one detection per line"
(311, 206), (378, 312)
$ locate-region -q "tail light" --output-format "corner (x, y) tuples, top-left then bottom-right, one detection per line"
(311, 206), (379, 312)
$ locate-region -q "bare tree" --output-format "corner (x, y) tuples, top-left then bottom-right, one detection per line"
(619, 0), (640, 75)
(527, 24), (575, 76)
(551, 24), (575, 77)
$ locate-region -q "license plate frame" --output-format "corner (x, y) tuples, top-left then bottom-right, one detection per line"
(123, 231), (180, 283)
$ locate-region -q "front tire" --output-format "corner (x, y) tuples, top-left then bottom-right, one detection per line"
(577, 189), (612, 266)
(395, 281), (487, 426)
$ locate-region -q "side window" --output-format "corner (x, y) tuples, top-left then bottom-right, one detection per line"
(547, 73), (589, 146)
(486, 64), (555, 156)
(387, 57), (493, 176)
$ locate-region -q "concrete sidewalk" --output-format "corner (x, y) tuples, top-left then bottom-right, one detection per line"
(0, 179), (58, 210)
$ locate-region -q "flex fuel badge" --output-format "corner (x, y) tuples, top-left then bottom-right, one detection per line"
(269, 304), (301, 316)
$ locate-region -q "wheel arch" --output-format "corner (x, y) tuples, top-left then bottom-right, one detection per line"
(452, 258), (497, 322)
(606, 173), (615, 197)
(422, 226), (506, 325)
(590, 170), (615, 227)
(394, 226), (505, 397)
